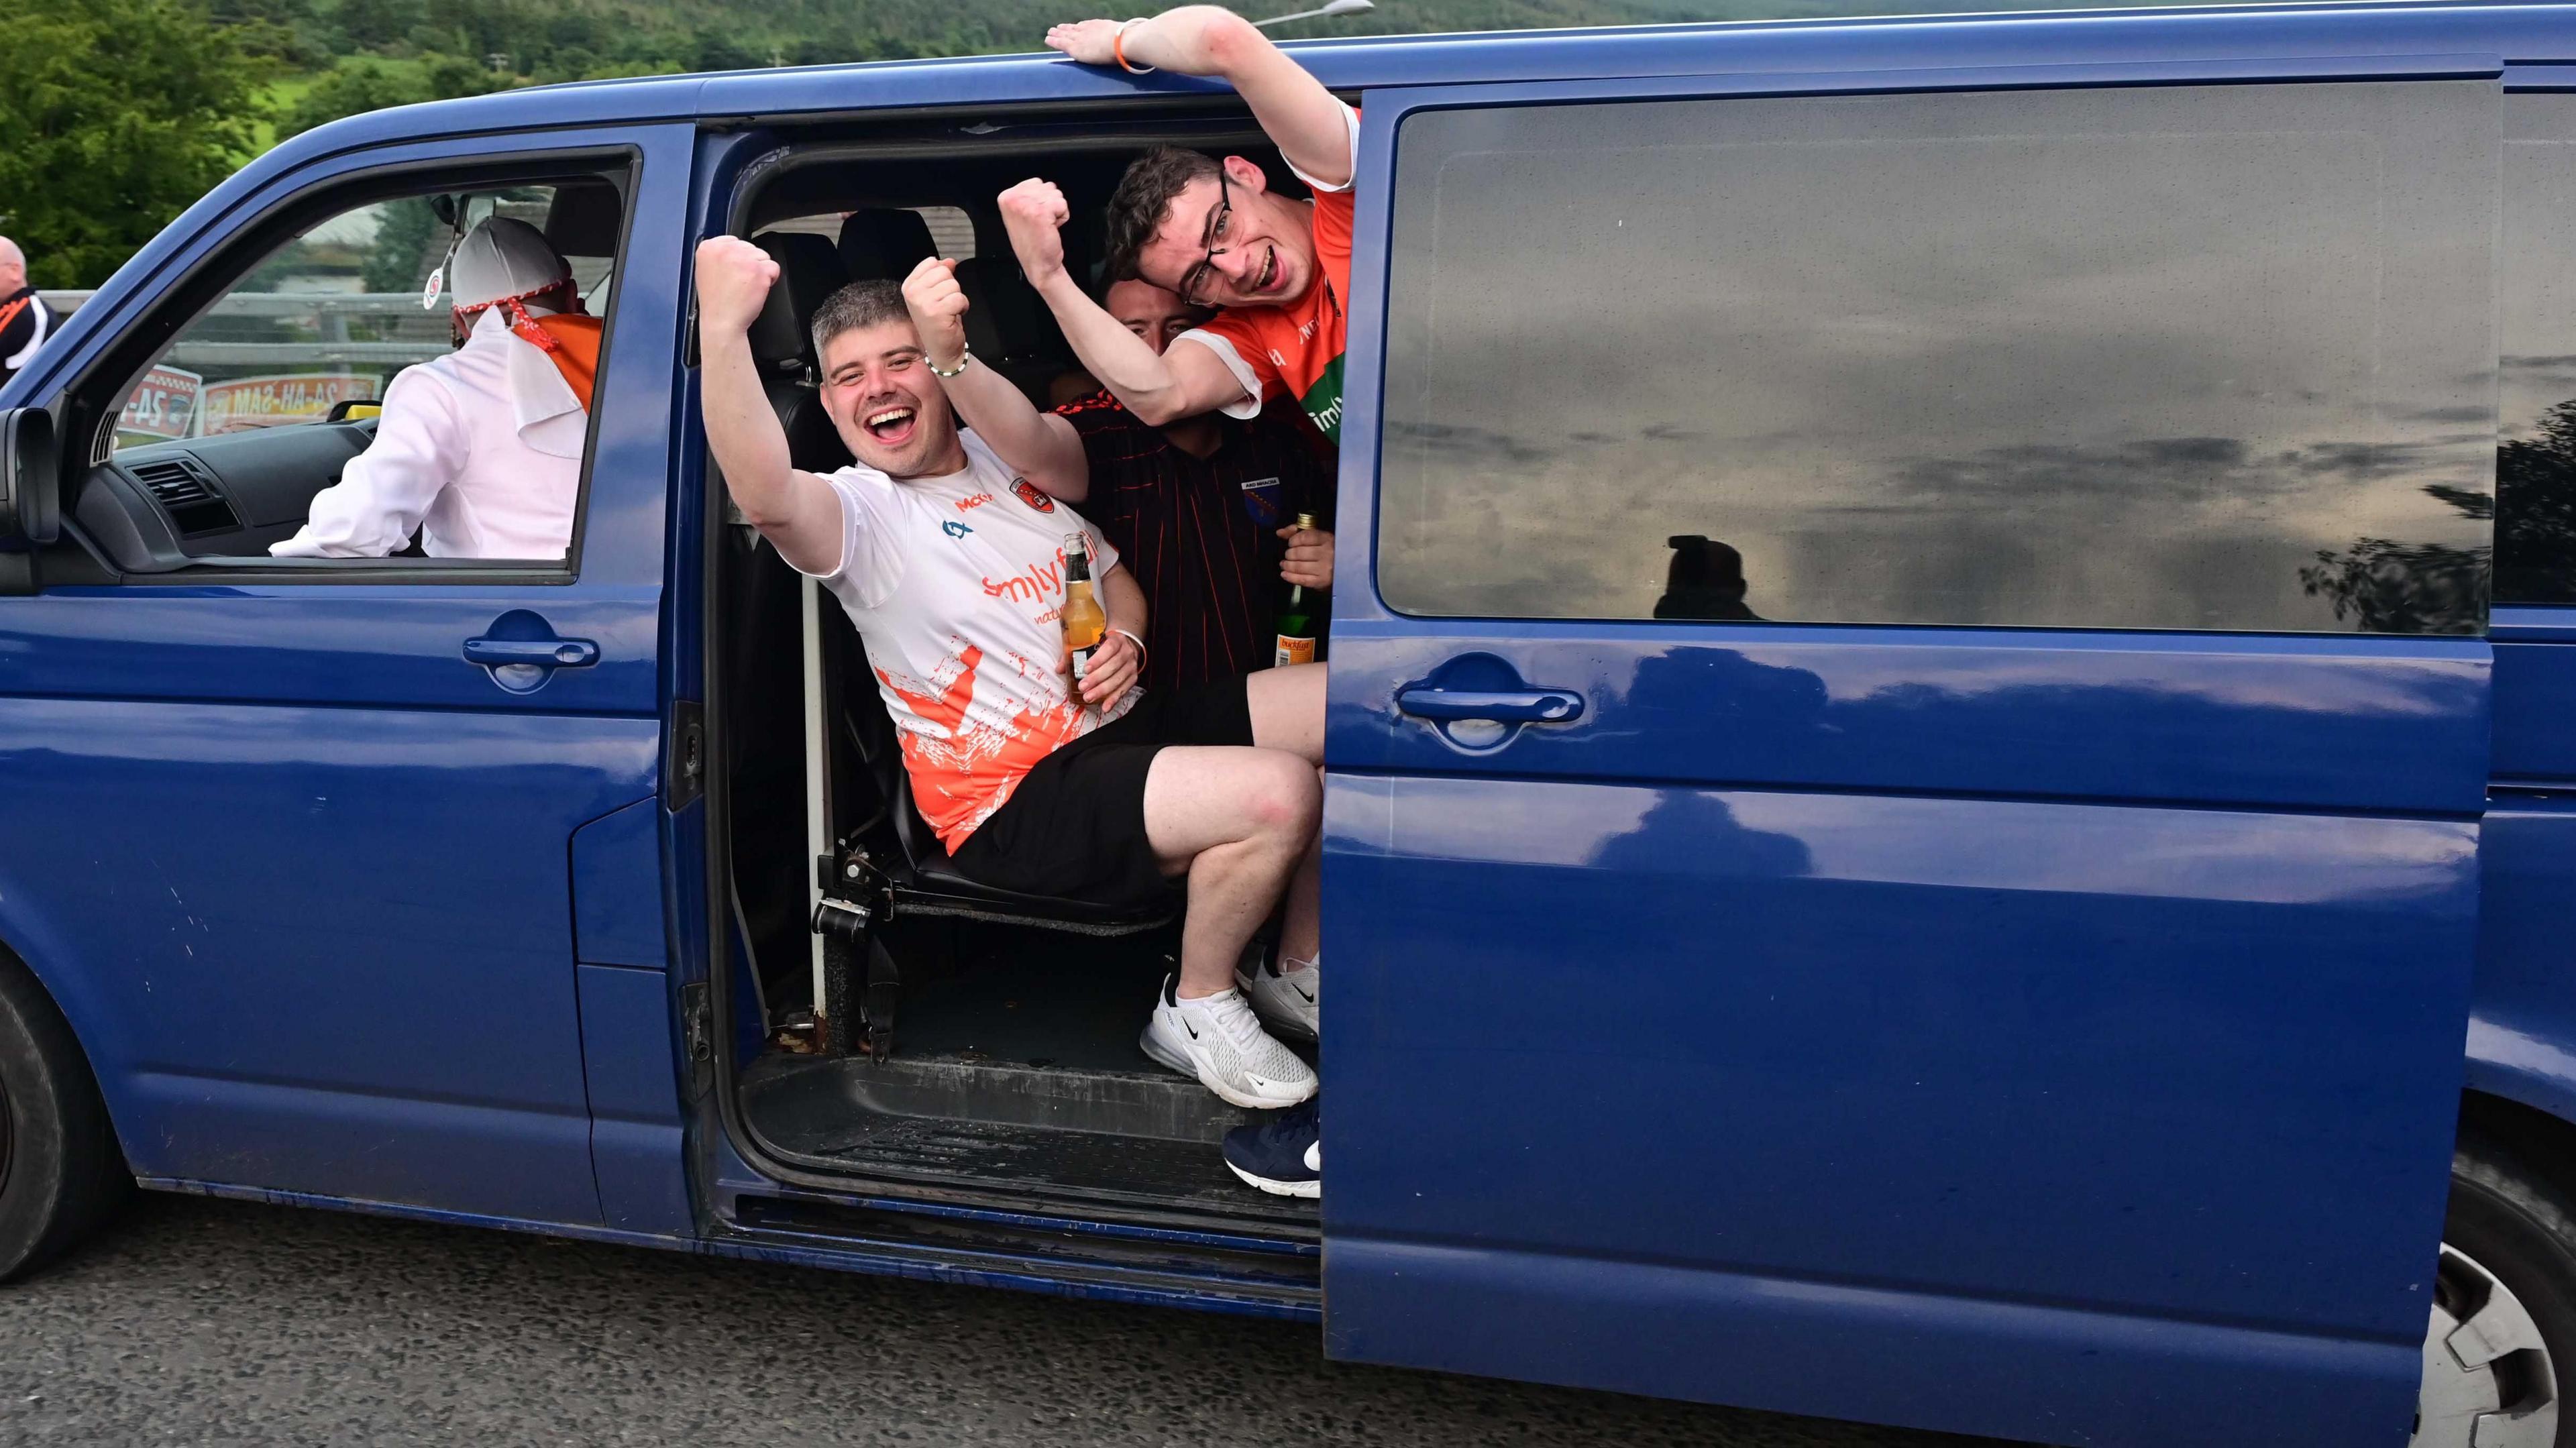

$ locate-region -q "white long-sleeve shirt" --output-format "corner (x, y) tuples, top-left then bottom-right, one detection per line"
(270, 309), (585, 559)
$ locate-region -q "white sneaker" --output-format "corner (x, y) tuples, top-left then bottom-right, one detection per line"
(1140, 975), (1318, 1109)
(1236, 948), (1319, 1042)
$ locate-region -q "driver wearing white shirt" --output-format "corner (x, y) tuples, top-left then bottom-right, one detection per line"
(272, 218), (599, 559)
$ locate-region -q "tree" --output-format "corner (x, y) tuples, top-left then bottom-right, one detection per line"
(2300, 484), (2493, 634)
(280, 52), (506, 139)
(2496, 400), (2576, 603)
(0, 0), (268, 287)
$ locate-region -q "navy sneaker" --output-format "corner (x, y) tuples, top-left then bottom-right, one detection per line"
(1224, 1098), (1320, 1199)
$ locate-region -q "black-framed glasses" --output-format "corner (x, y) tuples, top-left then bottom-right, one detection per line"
(1176, 168), (1233, 307)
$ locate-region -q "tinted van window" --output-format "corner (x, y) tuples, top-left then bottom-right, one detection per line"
(2502, 92), (2576, 606)
(1376, 82), (2498, 632)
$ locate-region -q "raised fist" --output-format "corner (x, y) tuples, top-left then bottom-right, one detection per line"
(694, 236), (777, 338)
(997, 178), (1072, 285)
(902, 256), (971, 372)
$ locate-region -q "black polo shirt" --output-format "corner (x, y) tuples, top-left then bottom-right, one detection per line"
(1055, 390), (1332, 690)
(0, 287), (56, 380)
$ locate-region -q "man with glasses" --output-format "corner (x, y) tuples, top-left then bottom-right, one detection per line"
(998, 4), (1358, 449)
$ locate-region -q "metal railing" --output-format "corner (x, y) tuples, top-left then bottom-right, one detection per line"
(44, 291), (454, 369)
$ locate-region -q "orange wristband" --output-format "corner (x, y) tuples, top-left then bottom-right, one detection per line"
(1114, 18), (1156, 75)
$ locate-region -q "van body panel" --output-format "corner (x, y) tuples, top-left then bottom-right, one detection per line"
(573, 797), (671, 970)
(1326, 623), (2491, 816)
(1325, 1238), (2414, 1448)
(0, 700), (658, 1221)
(0, 126), (690, 1225)
(2469, 798), (2576, 1124)
(1320, 59), (2496, 1444)
(578, 962), (694, 1235)
(1322, 773), (2477, 1329)
(2490, 635), (2576, 780)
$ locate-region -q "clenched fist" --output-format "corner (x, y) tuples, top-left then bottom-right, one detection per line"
(997, 179), (1073, 286)
(694, 236), (777, 339)
(902, 256), (971, 373)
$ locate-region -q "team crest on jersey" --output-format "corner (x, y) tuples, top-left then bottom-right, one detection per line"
(942, 519), (973, 539)
(1011, 478), (1055, 514)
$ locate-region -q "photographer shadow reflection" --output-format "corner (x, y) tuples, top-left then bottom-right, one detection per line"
(1652, 535), (1764, 622)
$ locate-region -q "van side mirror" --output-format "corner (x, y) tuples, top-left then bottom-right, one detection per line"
(0, 407), (62, 546)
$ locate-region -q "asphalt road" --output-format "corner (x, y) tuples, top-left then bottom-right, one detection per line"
(0, 1191), (2009, 1448)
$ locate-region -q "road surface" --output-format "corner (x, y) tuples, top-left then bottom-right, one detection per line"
(0, 1192), (2003, 1447)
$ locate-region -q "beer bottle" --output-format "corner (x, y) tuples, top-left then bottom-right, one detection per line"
(1274, 512), (1322, 668)
(1061, 532), (1108, 685)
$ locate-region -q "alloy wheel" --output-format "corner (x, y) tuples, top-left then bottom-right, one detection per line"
(2415, 1243), (2560, 1448)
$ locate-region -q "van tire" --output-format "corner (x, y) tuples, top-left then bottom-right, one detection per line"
(2419, 1134), (2576, 1447)
(0, 956), (127, 1282)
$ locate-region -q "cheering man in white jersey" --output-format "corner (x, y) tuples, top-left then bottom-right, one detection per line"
(694, 237), (1326, 1125)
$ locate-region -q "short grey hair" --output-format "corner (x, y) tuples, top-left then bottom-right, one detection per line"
(809, 279), (910, 360)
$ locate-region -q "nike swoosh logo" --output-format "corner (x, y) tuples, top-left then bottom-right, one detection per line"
(1291, 984), (1315, 1005)
(1183, 1019), (1199, 1040)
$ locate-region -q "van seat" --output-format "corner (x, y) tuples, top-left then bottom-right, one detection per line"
(824, 610), (1175, 933)
(839, 208), (937, 280)
(749, 231), (852, 474)
(955, 256), (1073, 406)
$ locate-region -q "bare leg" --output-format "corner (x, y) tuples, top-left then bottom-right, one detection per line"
(1279, 820), (1322, 964)
(1144, 744), (1321, 999)
(1245, 661), (1324, 765)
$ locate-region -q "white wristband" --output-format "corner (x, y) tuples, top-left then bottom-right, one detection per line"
(1110, 626), (1146, 665)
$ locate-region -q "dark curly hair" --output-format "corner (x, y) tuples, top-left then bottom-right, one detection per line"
(1103, 146), (1226, 286)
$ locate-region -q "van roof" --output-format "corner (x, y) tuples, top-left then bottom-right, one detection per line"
(270, 1), (2572, 168)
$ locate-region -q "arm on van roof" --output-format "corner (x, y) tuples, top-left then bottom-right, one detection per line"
(900, 257), (1091, 501)
(695, 237), (847, 577)
(1046, 7), (1353, 191)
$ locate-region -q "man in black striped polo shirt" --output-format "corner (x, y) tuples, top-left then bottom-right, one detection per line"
(1049, 278), (1335, 689)
(0, 237), (58, 382)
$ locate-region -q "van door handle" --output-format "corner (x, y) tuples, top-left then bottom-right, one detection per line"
(463, 636), (600, 668)
(1395, 686), (1585, 724)
(464, 609), (600, 694)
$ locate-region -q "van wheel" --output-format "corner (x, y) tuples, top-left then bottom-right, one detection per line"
(2415, 1138), (2576, 1447)
(0, 958), (127, 1282)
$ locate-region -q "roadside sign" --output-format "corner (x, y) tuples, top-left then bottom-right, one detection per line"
(117, 365), (203, 441)
(197, 373), (380, 434)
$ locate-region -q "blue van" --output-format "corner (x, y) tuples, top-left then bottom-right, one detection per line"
(3, 5), (2575, 1444)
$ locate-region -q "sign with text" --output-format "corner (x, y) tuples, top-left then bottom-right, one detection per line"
(117, 365), (203, 441)
(197, 373), (380, 434)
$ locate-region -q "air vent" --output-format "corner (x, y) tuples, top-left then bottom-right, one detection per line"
(126, 457), (241, 537)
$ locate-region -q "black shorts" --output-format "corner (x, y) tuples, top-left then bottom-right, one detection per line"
(947, 677), (1256, 911)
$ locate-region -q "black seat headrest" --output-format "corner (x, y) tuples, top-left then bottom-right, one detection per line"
(954, 256), (1061, 366)
(838, 209), (936, 280)
(542, 179), (625, 260)
(748, 232), (848, 374)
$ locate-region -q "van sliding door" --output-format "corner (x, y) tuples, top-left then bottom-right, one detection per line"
(1323, 62), (2500, 1447)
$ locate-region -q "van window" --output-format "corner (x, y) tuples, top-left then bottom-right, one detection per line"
(96, 176), (623, 564)
(2502, 92), (2576, 606)
(1375, 82), (2498, 632)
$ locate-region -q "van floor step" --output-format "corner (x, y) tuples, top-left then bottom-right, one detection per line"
(743, 1056), (1317, 1225)
(752, 1050), (1251, 1142)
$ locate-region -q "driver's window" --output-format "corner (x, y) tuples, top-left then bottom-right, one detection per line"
(103, 174), (624, 565)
